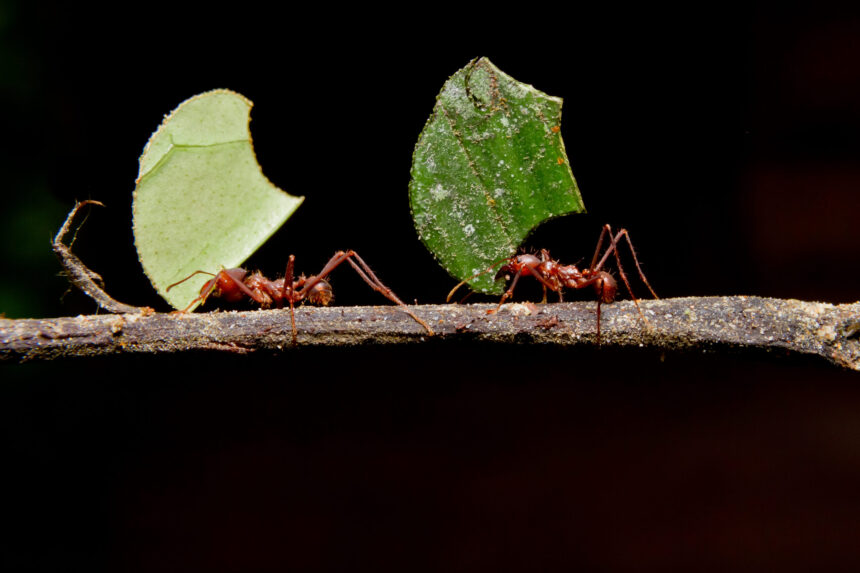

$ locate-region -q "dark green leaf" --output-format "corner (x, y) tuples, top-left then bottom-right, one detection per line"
(410, 58), (585, 294)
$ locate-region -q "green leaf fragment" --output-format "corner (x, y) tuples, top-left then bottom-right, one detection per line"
(409, 58), (586, 295)
(133, 89), (303, 310)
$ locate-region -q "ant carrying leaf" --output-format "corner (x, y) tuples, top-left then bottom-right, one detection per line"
(448, 224), (658, 342)
(168, 250), (434, 344)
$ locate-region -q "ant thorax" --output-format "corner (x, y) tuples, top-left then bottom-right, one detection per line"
(556, 264), (583, 289)
(269, 277), (287, 296)
(244, 272), (276, 307)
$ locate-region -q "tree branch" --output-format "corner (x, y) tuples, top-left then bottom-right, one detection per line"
(2, 297), (859, 370)
(20, 203), (858, 369)
(52, 200), (153, 315)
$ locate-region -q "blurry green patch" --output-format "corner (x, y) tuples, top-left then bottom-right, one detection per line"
(0, 181), (68, 318)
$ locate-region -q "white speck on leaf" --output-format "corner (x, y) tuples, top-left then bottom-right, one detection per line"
(430, 183), (450, 201)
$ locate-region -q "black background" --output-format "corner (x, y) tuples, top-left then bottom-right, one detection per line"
(3, 2), (860, 571)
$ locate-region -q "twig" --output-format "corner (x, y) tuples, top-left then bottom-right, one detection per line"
(1, 297), (859, 370)
(35, 203), (860, 369)
(52, 200), (153, 315)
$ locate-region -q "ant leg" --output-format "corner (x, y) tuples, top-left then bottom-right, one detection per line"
(297, 251), (435, 336)
(342, 252), (435, 336)
(167, 270), (218, 312)
(446, 280), (470, 303)
(342, 252), (404, 302)
(456, 291), (476, 304)
(590, 224), (620, 273)
(491, 256), (558, 311)
(296, 251), (352, 295)
(589, 224), (610, 271)
(615, 229), (659, 299)
(536, 249), (550, 304)
(591, 224), (657, 297)
(492, 269), (525, 313)
(571, 273), (609, 344)
(596, 227), (657, 300)
(282, 255), (298, 345)
(598, 227), (655, 325)
(282, 255), (296, 301)
(446, 258), (508, 303)
(591, 225), (657, 299)
(178, 289), (214, 313)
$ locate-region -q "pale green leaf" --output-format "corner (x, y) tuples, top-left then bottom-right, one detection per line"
(133, 89), (303, 309)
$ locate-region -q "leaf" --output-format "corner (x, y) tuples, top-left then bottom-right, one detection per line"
(409, 58), (586, 295)
(133, 89), (303, 310)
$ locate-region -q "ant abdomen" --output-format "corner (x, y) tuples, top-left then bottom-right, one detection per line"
(307, 279), (333, 306)
(592, 271), (617, 303)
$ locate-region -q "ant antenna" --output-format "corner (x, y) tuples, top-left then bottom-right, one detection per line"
(167, 270), (224, 313)
(166, 270), (217, 292)
(446, 258), (509, 303)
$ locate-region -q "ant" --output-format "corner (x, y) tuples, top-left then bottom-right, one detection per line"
(168, 250), (434, 344)
(447, 224), (658, 342)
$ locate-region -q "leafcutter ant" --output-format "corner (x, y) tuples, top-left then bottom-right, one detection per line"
(168, 250), (434, 344)
(447, 224), (658, 342)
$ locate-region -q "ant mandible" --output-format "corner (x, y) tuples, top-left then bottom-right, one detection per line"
(447, 224), (658, 342)
(168, 250), (434, 344)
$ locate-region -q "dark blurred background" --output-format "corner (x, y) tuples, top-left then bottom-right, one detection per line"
(2, 2), (860, 571)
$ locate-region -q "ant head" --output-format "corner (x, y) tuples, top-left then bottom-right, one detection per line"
(199, 277), (218, 298)
(517, 253), (541, 267)
(213, 268), (250, 302)
(593, 271), (617, 303)
(495, 254), (540, 280)
(307, 279), (333, 306)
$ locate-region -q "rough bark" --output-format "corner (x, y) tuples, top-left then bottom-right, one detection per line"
(2, 297), (859, 371)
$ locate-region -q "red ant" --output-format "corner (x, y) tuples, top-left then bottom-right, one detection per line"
(168, 250), (434, 343)
(447, 224), (658, 342)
